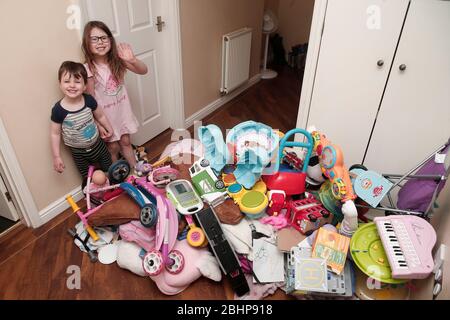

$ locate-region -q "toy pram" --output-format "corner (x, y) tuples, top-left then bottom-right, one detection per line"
(350, 138), (450, 220)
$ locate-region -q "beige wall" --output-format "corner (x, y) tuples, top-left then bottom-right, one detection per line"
(278, 0), (315, 53)
(0, 0), (83, 210)
(180, 0), (264, 118)
(264, 0), (280, 15)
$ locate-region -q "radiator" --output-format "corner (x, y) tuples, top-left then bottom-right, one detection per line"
(221, 27), (252, 94)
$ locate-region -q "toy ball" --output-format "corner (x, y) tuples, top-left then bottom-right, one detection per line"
(92, 170), (108, 186)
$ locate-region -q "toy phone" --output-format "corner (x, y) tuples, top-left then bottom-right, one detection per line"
(166, 180), (204, 215)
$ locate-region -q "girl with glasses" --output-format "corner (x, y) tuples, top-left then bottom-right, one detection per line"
(82, 21), (148, 169)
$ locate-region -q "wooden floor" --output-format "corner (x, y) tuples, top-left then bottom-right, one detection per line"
(0, 66), (302, 300)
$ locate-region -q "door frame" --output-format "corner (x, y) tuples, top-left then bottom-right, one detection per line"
(0, 117), (38, 228)
(79, 0), (185, 131)
(295, 0), (328, 131)
(0, 0), (185, 229)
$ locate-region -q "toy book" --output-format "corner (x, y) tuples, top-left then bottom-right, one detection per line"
(311, 227), (350, 275)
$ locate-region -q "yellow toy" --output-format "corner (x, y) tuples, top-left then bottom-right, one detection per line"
(227, 180), (268, 219)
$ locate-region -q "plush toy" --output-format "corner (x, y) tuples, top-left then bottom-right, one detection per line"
(135, 146), (149, 162)
(116, 238), (222, 295)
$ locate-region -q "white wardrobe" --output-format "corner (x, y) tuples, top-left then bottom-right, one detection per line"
(297, 0), (450, 174)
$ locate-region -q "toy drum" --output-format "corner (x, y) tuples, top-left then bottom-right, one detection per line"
(227, 183), (246, 200)
(238, 191), (268, 219)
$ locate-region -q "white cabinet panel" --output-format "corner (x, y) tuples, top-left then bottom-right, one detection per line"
(364, 0), (450, 175)
(306, 0), (409, 167)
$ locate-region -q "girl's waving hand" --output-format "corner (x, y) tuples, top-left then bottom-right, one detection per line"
(117, 43), (148, 75)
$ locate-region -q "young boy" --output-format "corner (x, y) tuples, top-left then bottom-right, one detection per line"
(50, 61), (113, 178)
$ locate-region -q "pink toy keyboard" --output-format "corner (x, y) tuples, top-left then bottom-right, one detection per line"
(374, 215), (436, 279)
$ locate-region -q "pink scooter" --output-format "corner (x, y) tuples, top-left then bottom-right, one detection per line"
(133, 176), (184, 276)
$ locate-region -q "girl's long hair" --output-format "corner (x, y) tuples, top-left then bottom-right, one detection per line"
(82, 21), (126, 83)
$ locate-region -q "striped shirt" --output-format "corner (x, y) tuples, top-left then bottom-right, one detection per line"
(51, 94), (100, 148)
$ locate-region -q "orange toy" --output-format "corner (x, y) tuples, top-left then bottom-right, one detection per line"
(311, 130), (358, 237)
(311, 131), (356, 203)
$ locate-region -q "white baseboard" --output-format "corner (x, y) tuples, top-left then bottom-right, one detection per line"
(184, 74), (261, 128)
(38, 186), (84, 225)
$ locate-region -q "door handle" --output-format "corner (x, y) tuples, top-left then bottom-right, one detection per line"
(377, 60), (384, 67)
(156, 16), (165, 32)
(399, 64), (407, 71)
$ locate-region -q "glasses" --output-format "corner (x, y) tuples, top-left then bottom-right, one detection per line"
(90, 36), (110, 44)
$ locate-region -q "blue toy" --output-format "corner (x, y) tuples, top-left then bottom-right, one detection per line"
(198, 124), (231, 172)
(349, 168), (393, 208)
(198, 121), (280, 189)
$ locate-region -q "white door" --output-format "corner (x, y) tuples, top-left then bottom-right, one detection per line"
(364, 0), (450, 175)
(0, 172), (19, 222)
(305, 0), (409, 166)
(82, 0), (175, 145)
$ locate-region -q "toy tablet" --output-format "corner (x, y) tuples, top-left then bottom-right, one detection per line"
(350, 223), (406, 285)
(166, 180), (204, 215)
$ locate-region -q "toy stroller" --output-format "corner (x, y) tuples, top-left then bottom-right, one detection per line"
(350, 138), (450, 220)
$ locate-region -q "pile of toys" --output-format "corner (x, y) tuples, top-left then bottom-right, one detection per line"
(67, 120), (446, 300)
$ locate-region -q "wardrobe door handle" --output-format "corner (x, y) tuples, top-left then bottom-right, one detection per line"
(399, 64), (407, 71)
(377, 60), (384, 67)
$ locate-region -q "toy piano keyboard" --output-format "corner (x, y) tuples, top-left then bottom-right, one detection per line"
(350, 223), (406, 284)
(374, 215), (436, 279)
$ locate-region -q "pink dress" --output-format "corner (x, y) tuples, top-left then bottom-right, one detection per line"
(85, 62), (139, 142)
